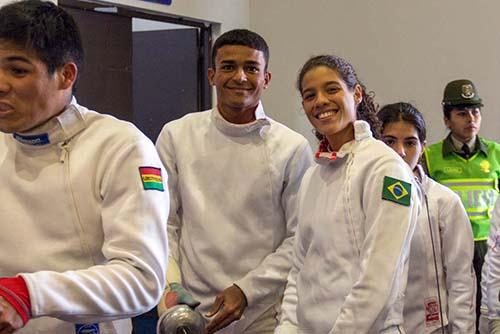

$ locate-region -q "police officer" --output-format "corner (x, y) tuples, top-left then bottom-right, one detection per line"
(424, 79), (500, 332)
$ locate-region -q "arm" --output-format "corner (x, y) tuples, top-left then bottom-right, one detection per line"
(275, 189), (311, 334)
(330, 159), (420, 333)
(486, 199), (500, 319)
(156, 126), (199, 315)
(440, 193), (475, 333)
(233, 141), (312, 306)
(22, 136), (169, 323)
(156, 126), (182, 263)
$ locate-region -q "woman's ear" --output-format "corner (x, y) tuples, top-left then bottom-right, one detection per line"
(353, 84), (363, 105)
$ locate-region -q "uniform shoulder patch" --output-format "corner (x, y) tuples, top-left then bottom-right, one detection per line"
(381, 176), (411, 206)
(139, 166), (164, 191)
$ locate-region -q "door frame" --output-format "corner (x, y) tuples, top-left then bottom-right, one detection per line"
(59, 0), (213, 111)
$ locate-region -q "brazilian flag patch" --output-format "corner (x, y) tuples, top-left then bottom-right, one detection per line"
(381, 176), (411, 206)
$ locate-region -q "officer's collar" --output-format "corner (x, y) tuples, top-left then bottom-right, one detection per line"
(212, 101), (270, 138)
(12, 97), (86, 147)
(314, 120), (372, 163)
(442, 133), (488, 157)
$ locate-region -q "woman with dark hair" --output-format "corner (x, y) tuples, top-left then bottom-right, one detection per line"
(275, 55), (420, 333)
(379, 102), (475, 334)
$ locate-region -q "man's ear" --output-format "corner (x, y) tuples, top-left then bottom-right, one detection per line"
(207, 68), (215, 86)
(263, 71), (272, 89)
(58, 62), (78, 90)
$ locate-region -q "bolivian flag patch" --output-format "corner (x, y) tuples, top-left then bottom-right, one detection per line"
(382, 176), (411, 206)
(139, 167), (164, 191)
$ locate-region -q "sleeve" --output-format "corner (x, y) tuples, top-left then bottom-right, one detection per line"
(21, 135), (169, 323)
(155, 125), (182, 264)
(234, 140), (313, 307)
(275, 170), (314, 334)
(330, 158), (420, 333)
(440, 193), (475, 333)
(486, 198), (500, 319)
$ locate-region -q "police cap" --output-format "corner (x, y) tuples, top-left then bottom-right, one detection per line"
(442, 79), (483, 107)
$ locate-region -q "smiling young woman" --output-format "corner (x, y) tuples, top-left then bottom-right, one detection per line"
(275, 55), (420, 333)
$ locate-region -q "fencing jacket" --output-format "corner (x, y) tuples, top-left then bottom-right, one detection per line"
(276, 121), (420, 334)
(403, 165), (475, 333)
(0, 100), (169, 334)
(482, 198), (500, 320)
(155, 103), (312, 333)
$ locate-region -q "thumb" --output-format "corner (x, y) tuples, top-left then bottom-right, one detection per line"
(205, 295), (224, 317)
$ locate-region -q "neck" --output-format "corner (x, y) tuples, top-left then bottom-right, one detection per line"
(325, 123), (355, 151)
(217, 104), (257, 124)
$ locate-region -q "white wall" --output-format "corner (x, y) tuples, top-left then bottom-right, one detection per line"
(250, 0), (500, 145)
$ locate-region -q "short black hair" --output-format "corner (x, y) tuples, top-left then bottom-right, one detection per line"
(0, 0), (83, 78)
(211, 29), (269, 71)
(443, 103), (482, 119)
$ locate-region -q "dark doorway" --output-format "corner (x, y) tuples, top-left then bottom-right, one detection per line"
(59, 0), (212, 141)
(133, 28), (199, 140)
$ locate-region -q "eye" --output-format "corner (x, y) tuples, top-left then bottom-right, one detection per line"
(383, 137), (395, 145)
(9, 66), (29, 77)
(326, 86), (339, 94)
(302, 92), (315, 101)
(406, 140), (418, 147)
(220, 64), (234, 71)
(245, 66), (259, 74)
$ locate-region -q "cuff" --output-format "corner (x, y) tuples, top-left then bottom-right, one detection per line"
(0, 276), (31, 325)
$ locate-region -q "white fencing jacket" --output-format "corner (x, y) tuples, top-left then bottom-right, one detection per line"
(403, 166), (475, 333)
(482, 198), (500, 319)
(276, 121), (420, 334)
(0, 100), (168, 334)
(155, 103), (312, 333)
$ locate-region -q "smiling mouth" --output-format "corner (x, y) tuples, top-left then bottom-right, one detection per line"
(316, 110), (338, 120)
(0, 103), (13, 113)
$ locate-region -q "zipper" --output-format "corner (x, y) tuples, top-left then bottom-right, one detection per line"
(59, 140), (96, 265)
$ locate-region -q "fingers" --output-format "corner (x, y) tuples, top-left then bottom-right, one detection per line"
(205, 295), (224, 318)
(206, 304), (244, 334)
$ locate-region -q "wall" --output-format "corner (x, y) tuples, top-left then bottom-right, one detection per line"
(250, 0), (500, 145)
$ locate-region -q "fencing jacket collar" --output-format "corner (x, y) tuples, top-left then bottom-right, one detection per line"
(315, 120), (372, 163)
(12, 97), (86, 148)
(212, 101), (271, 138)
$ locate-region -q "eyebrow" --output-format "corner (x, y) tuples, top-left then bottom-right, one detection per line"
(5, 55), (33, 64)
(383, 135), (419, 140)
(219, 60), (262, 65)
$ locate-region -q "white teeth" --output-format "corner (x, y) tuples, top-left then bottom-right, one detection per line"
(318, 111), (335, 119)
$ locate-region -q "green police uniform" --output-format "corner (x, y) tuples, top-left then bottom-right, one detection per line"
(424, 136), (500, 240)
(428, 78), (500, 333)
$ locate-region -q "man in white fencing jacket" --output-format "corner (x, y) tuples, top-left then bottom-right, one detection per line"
(0, 1), (169, 332)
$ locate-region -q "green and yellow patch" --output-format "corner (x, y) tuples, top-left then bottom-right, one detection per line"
(382, 176), (411, 206)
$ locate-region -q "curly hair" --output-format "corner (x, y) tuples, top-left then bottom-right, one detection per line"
(297, 55), (381, 139)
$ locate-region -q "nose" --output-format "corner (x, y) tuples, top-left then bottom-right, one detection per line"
(233, 68), (247, 83)
(394, 143), (406, 158)
(465, 110), (474, 122)
(314, 91), (329, 108)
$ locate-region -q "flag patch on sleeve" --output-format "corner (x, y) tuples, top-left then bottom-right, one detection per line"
(381, 176), (411, 206)
(139, 166), (164, 191)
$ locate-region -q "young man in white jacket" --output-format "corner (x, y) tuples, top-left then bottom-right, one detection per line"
(0, 1), (168, 333)
(156, 29), (312, 334)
